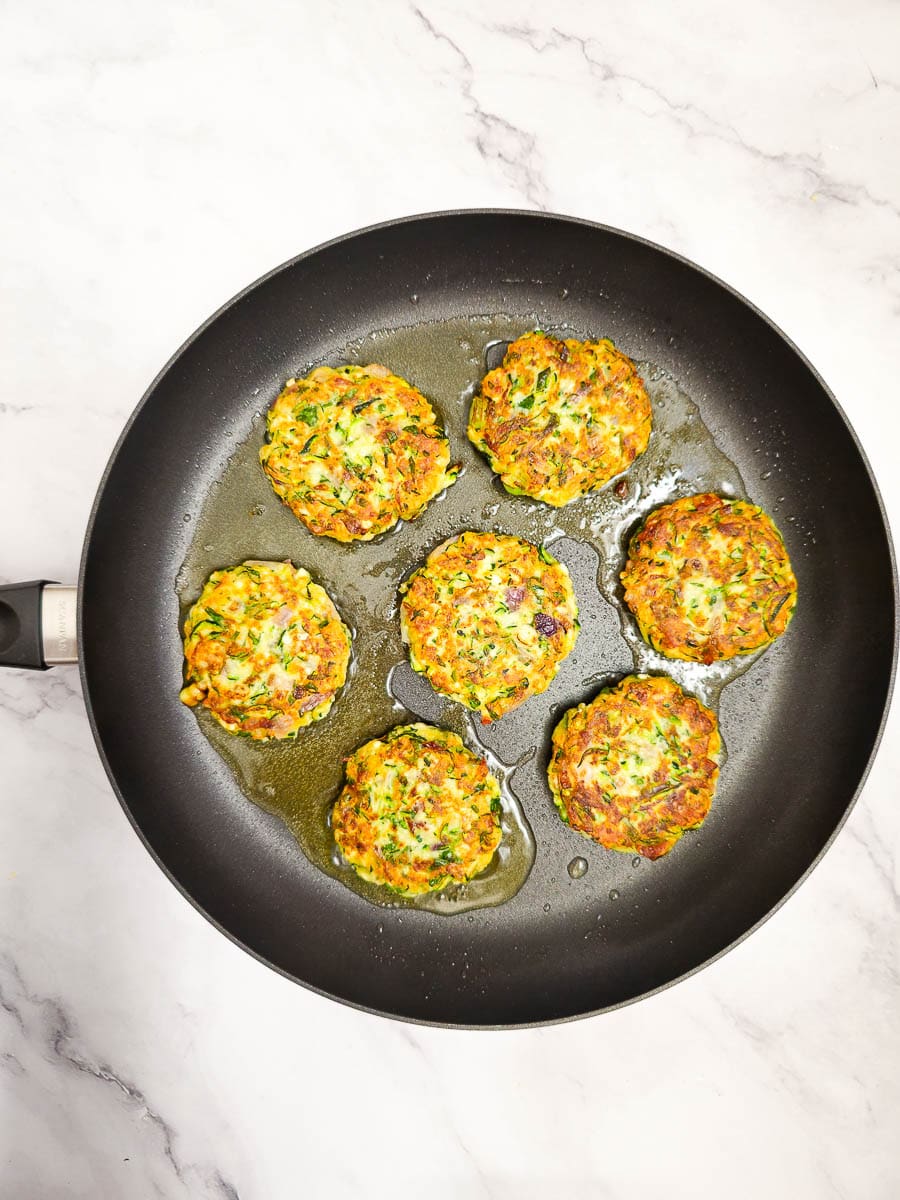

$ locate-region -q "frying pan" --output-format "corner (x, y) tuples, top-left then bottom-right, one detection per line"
(1, 210), (895, 1027)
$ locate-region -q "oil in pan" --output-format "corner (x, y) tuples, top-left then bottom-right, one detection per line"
(177, 314), (762, 912)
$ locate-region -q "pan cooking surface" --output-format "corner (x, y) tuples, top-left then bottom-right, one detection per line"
(176, 315), (764, 915)
(80, 213), (896, 1025)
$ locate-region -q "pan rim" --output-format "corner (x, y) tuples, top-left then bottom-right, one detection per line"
(77, 208), (899, 1029)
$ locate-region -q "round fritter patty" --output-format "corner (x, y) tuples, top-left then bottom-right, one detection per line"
(332, 723), (503, 894)
(400, 530), (579, 723)
(467, 331), (652, 506)
(179, 560), (351, 739)
(260, 363), (458, 542)
(548, 674), (721, 860)
(621, 492), (798, 663)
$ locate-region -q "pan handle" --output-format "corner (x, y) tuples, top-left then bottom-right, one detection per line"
(0, 582), (77, 670)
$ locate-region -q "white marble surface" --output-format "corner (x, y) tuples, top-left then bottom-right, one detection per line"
(2, 0), (899, 1195)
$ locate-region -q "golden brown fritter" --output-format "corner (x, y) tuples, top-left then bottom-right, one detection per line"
(260, 363), (458, 542)
(400, 531), (579, 723)
(548, 674), (721, 860)
(621, 492), (797, 663)
(467, 331), (652, 505)
(332, 723), (503, 894)
(179, 560), (351, 739)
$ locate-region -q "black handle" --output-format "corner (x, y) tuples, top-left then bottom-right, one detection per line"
(0, 581), (54, 671)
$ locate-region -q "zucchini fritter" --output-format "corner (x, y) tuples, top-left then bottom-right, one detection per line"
(467, 331), (652, 505)
(180, 560), (351, 739)
(400, 531), (579, 723)
(260, 363), (458, 542)
(621, 492), (797, 663)
(548, 674), (721, 860)
(332, 723), (503, 894)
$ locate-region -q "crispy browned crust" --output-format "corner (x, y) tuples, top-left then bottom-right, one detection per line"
(399, 531), (579, 722)
(332, 723), (502, 894)
(179, 560), (351, 740)
(548, 674), (721, 860)
(260, 363), (458, 542)
(621, 492), (798, 663)
(467, 331), (652, 505)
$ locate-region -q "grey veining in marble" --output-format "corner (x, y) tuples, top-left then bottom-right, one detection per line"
(1, 0), (899, 1196)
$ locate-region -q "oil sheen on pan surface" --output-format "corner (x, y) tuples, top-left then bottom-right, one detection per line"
(79, 213), (897, 1026)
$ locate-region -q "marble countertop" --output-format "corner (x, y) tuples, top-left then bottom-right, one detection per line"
(2, 1), (899, 1196)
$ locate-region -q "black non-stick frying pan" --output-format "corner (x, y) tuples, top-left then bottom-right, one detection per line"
(1, 211), (896, 1027)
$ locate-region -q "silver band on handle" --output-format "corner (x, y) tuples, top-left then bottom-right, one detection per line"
(41, 585), (78, 665)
